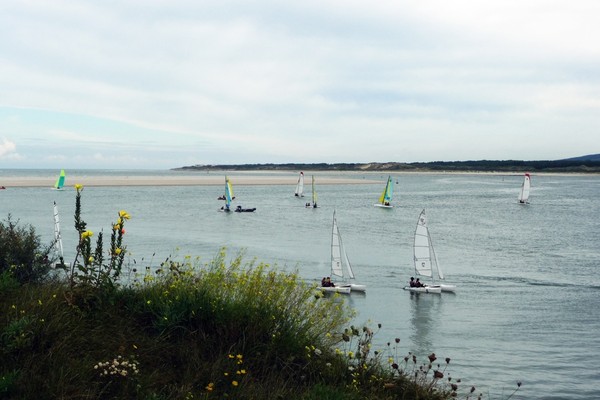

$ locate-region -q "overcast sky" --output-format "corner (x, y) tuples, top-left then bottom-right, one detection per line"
(1, 0), (599, 169)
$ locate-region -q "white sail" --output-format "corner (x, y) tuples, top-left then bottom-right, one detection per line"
(518, 173), (531, 203)
(295, 172), (304, 197)
(311, 175), (318, 207)
(52, 201), (70, 267)
(331, 212), (355, 279)
(331, 212), (344, 278)
(430, 229), (444, 280)
(413, 210), (433, 278)
(342, 239), (354, 279)
(53, 201), (64, 259)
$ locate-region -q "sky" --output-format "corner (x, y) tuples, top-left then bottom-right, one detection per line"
(1, 0), (599, 169)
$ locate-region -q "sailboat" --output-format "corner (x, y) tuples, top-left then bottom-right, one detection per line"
(53, 201), (69, 268)
(306, 175), (318, 208)
(294, 172), (305, 197)
(404, 210), (455, 294)
(329, 211), (366, 293)
(373, 176), (393, 208)
(220, 176), (256, 213)
(53, 169), (66, 190)
(518, 173), (531, 204)
(219, 176), (234, 212)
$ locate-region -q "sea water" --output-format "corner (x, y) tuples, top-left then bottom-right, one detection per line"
(1, 170), (599, 399)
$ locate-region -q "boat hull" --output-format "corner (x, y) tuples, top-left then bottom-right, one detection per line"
(339, 283), (367, 293)
(403, 286), (442, 294)
(439, 284), (456, 293)
(320, 286), (351, 294)
(373, 204), (393, 208)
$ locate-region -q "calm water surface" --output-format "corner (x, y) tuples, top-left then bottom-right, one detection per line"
(2, 170), (599, 399)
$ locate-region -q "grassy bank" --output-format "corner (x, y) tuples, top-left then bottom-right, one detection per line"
(0, 252), (462, 399)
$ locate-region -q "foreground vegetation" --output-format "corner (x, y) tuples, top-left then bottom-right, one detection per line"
(0, 186), (520, 399)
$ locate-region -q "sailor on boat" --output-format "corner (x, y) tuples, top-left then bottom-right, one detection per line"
(321, 277), (335, 287)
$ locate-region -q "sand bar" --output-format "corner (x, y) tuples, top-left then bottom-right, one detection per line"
(2, 169), (593, 188)
(0, 174), (380, 188)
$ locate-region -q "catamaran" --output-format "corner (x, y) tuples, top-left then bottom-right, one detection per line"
(518, 173), (531, 204)
(374, 176), (393, 208)
(294, 172), (304, 197)
(53, 169), (66, 190)
(404, 209), (456, 294)
(220, 176), (256, 212)
(329, 211), (366, 292)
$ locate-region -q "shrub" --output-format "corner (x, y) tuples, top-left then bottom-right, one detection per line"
(0, 215), (53, 284)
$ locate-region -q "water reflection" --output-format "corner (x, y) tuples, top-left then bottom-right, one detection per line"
(408, 292), (443, 356)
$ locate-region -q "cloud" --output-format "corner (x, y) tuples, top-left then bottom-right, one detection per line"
(0, 138), (18, 158)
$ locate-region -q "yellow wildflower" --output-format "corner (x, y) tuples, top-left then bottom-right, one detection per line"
(74, 183), (83, 191)
(81, 230), (93, 239)
(119, 210), (131, 220)
(231, 380), (238, 387)
(115, 248), (122, 255)
(88, 256), (94, 263)
(205, 382), (214, 392)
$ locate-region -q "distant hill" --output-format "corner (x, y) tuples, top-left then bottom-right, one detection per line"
(174, 157), (600, 173)
(561, 154), (600, 162)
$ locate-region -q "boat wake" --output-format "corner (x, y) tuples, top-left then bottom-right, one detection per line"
(462, 273), (600, 290)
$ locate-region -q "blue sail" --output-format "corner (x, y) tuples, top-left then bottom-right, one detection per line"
(224, 176), (233, 210)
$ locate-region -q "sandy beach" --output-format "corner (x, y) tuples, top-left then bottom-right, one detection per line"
(0, 174), (379, 188)
(1, 169), (594, 188)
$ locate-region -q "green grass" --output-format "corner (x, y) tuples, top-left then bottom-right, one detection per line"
(0, 250), (465, 400)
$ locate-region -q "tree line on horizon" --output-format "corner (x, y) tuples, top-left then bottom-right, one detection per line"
(176, 155), (600, 173)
